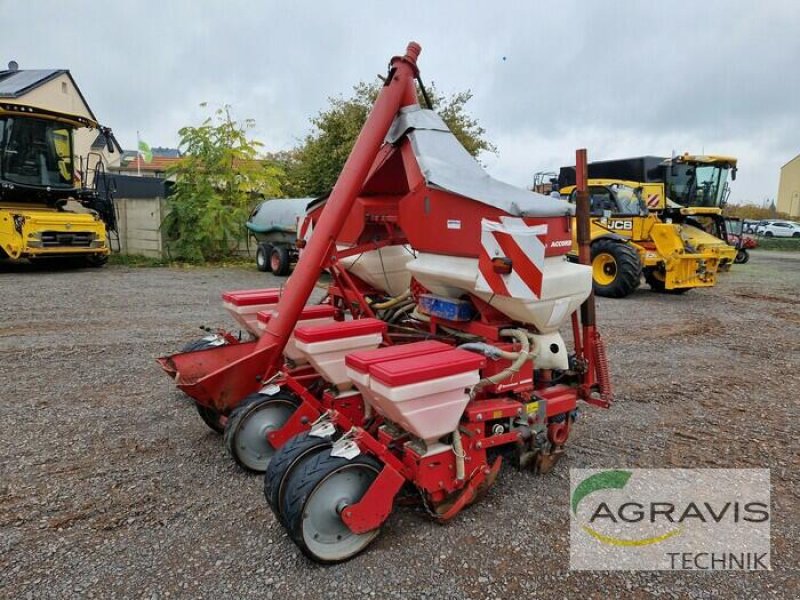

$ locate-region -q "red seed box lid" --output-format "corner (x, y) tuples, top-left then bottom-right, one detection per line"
(294, 318), (386, 343)
(368, 349), (485, 387)
(257, 304), (336, 324)
(345, 340), (452, 372)
(221, 289), (281, 306)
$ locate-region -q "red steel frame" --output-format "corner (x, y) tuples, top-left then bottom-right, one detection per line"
(160, 44), (613, 535)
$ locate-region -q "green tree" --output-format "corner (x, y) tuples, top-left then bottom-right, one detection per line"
(274, 81), (496, 197)
(163, 105), (282, 262)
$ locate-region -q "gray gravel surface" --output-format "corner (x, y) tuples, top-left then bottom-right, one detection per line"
(1, 251), (798, 599)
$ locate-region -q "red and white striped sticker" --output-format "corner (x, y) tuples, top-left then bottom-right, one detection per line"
(476, 217), (547, 300)
(646, 194), (660, 208)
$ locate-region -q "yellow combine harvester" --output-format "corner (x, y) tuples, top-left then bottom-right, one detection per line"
(0, 103), (116, 266)
(557, 154), (738, 297)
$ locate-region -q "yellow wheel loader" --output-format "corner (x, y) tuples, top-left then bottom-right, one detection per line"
(560, 181), (720, 297)
(0, 103), (117, 266)
(559, 154), (739, 269)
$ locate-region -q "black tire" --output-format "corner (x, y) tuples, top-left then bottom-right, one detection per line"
(270, 245), (291, 276)
(264, 432), (334, 525)
(223, 391), (299, 472)
(256, 242), (273, 272)
(765, 231), (773, 238)
(735, 249), (749, 264)
(282, 449), (383, 564)
(643, 266), (690, 294)
(793, 232), (800, 238)
(195, 402), (225, 434)
(84, 254), (109, 268)
(590, 239), (642, 298)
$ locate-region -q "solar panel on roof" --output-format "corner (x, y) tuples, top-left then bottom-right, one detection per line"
(0, 70), (62, 97)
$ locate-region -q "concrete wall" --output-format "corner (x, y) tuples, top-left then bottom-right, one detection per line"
(112, 197), (254, 259)
(114, 196), (166, 257)
(777, 154), (800, 218)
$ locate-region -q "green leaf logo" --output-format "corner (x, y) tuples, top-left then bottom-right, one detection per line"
(571, 470), (632, 515)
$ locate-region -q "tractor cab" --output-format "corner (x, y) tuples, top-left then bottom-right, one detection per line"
(663, 154), (737, 209)
(564, 180), (648, 217)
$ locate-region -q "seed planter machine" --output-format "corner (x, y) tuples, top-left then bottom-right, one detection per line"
(158, 43), (612, 563)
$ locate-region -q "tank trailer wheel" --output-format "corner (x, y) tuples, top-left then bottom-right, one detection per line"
(256, 242), (273, 272)
(282, 450), (382, 563)
(735, 249), (750, 264)
(224, 391), (299, 472)
(590, 239), (642, 298)
(195, 402), (225, 434)
(643, 266), (690, 294)
(270, 246), (291, 276)
(264, 432), (334, 525)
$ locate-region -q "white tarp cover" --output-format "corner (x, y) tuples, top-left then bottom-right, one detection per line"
(386, 106), (574, 217)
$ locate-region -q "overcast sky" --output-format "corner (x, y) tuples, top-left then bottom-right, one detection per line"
(3, 0), (798, 204)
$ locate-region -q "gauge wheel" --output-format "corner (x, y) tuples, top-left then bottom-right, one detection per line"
(264, 432), (334, 526)
(223, 391), (299, 472)
(281, 449), (383, 563)
(195, 402), (225, 434)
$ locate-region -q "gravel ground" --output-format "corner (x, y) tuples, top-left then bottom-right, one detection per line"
(1, 251), (798, 599)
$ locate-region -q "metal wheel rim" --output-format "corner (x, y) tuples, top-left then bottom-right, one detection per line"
(302, 464), (379, 561)
(234, 400), (295, 471)
(256, 249), (266, 268)
(593, 254), (617, 285)
(270, 252), (281, 272)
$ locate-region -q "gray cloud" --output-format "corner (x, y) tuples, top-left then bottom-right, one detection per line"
(3, 0), (797, 203)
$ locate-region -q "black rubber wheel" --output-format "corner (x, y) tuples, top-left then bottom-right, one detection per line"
(735, 249), (750, 264)
(793, 232), (800, 238)
(256, 242), (273, 272)
(195, 402), (225, 434)
(270, 245), (291, 276)
(282, 449), (383, 564)
(264, 432), (334, 525)
(643, 266), (690, 294)
(224, 391), (299, 472)
(764, 231), (773, 238)
(590, 239), (642, 298)
(84, 254), (109, 268)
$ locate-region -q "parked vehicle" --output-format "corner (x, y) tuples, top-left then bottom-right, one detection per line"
(724, 217), (757, 264)
(0, 103), (117, 266)
(245, 197), (314, 275)
(756, 221), (800, 238)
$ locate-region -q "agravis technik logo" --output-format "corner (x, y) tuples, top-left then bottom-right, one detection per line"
(569, 469), (771, 571)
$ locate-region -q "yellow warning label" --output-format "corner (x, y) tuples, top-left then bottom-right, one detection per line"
(525, 401), (540, 415)
(492, 410), (503, 420)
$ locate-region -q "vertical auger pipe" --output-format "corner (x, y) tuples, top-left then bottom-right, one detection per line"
(575, 148), (595, 327)
(259, 42), (421, 354)
(178, 43), (423, 408)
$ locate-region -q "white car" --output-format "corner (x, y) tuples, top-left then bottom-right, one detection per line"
(756, 221), (800, 238)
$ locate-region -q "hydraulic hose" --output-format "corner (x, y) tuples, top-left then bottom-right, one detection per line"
(369, 289), (411, 310)
(467, 328), (531, 398)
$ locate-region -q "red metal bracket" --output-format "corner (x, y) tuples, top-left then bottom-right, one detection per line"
(341, 464), (406, 534)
